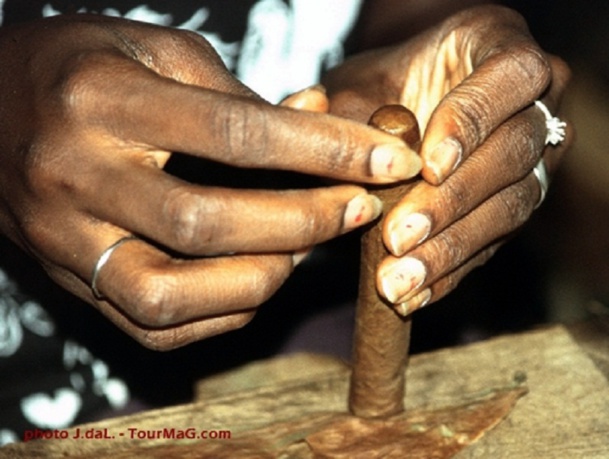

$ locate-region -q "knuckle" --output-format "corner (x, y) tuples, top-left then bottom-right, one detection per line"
(492, 43), (551, 98)
(323, 130), (359, 176)
(502, 115), (541, 173)
(450, 85), (494, 145)
(19, 215), (53, 251)
(20, 146), (55, 192)
(497, 181), (535, 227)
(28, 148), (87, 198)
(175, 29), (220, 60)
(211, 100), (269, 164)
(125, 272), (179, 328)
(518, 115), (543, 166)
(148, 28), (227, 73)
(156, 27), (203, 48)
(55, 50), (122, 120)
(434, 231), (468, 267)
(163, 187), (220, 252)
(438, 177), (471, 217)
(514, 46), (552, 92)
(419, 233), (464, 279)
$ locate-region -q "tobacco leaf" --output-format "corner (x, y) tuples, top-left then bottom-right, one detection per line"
(306, 385), (528, 459)
(71, 384), (526, 458)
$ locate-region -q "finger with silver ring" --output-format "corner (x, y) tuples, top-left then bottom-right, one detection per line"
(535, 100), (567, 146)
(532, 159), (550, 209)
(91, 235), (139, 299)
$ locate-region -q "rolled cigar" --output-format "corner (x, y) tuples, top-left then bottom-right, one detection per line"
(349, 105), (421, 418)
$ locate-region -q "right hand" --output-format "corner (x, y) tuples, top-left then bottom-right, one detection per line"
(0, 14), (421, 349)
(323, 5), (571, 312)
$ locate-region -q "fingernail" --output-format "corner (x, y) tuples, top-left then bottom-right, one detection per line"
(426, 137), (462, 183)
(387, 212), (432, 256)
(370, 144), (422, 181)
(378, 257), (426, 303)
(342, 194), (383, 232)
(292, 248), (312, 267)
(395, 288), (432, 317)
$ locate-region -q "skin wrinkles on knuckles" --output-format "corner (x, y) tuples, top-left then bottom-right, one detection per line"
(426, 231), (470, 275)
(161, 187), (225, 253)
(492, 181), (536, 231)
(119, 271), (181, 328)
(205, 97), (272, 165)
(55, 50), (122, 111)
(436, 176), (472, 218)
(505, 113), (543, 173)
(501, 44), (552, 94)
(327, 133), (362, 178)
(450, 112), (540, 194)
(114, 251), (291, 333)
(445, 84), (498, 148)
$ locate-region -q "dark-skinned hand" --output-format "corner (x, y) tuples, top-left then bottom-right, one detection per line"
(0, 14), (421, 349)
(323, 5), (572, 314)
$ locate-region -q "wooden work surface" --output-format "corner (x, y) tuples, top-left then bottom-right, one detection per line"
(3, 321), (609, 458)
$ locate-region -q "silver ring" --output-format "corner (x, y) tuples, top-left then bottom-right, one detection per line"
(533, 159), (549, 209)
(91, 235), (138, 299)
(535, 100), (567, 146)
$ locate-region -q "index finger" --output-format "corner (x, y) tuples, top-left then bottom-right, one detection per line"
(70, 50), (422, 184)
(419, 6), (552, 184)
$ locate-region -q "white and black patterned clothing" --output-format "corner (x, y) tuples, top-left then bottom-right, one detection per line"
(0, 0), (362, 444)
(1, 0), (362, 102)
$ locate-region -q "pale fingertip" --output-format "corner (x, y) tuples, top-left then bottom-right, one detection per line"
(370, 143), (422, 182)
(423, 137), (462, 184)
(342, 194), (383, 232)
(394, 288), (432, 317)
(386, 212), (432, 256)
(377, 256), (426, 304)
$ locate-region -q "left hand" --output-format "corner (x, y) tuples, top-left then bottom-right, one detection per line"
(323, 5), (572, 312)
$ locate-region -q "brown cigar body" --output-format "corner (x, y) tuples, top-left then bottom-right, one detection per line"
(349, 105), (421, 418)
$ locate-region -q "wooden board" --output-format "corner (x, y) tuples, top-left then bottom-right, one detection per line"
(2, 323), (608, 458)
